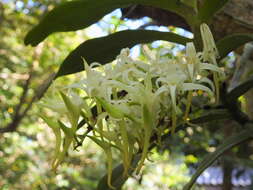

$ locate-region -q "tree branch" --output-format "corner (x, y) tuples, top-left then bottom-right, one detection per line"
(0, 72), (55, 133)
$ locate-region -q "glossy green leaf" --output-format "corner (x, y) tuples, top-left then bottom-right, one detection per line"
(24, 0), (194, 46)
(183, 124), (253, 190)
(97, 154), (141, 190)
(217, 34), (253, 60)
(56, 30), (191, 77)
(198, 0), (230, 21)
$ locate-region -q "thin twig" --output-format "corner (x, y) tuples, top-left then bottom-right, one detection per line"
(14, 70), (33, 116)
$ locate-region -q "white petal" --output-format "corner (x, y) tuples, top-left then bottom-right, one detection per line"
(182, 83), (213, 95)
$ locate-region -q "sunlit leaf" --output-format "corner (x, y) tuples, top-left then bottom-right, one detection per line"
(39, 114), (61, 168)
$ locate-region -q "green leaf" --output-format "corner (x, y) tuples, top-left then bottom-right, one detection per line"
(58, 120), (73, 137)
(136, 104), (153, 173)
(217, 34), (253, 60)
(96, 97), (125, 119)
(56, 30), (191, 77)
(60, 92), (80, 128)
(39, 114), (62, 166)
(190, 109), (231, 124)
(198, 0), (230, 21)
(183, 125), (253, 190)
(39, 113), (59, 131)
(180, 0), (197, 12)
(97, 154), (141, 190)
(87, 135), (111, 150)
(226, 76), (253, 102)
(24, 0), (194, 46)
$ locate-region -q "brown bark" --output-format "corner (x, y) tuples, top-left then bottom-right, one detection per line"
(121, 5), (191, 31)
(212, 0), (253, 39)
(121, 0), (253, 41)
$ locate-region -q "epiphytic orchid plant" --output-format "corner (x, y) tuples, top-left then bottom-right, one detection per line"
(24, 0), (253, 188)
(39, 23), (224, 188)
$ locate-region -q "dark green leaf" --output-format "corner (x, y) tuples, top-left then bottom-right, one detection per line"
(183, 124), (253, 190)
(56, 30), (191, 77)
(198, 0), (230, 21)
(24, 0), (194, 46)
(217, 34), (253, 60)
(97, 154), (141, 190)
(227, 76), (253, 102)
(190, 109), (231, 124)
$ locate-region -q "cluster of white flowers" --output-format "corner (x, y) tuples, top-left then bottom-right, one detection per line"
(40, 23), (224, 188)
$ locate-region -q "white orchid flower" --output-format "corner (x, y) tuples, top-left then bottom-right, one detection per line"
(200, 23), (219, 64)
(40, 23), (224, 187)
(200, 23), (224, 103)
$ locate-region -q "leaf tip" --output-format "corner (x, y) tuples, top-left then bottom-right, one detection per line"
(24, 26), (48, 46)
